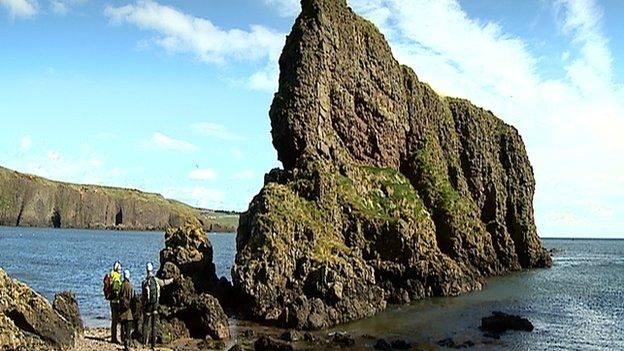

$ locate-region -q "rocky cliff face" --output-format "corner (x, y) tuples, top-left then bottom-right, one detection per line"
(0, 166), (233, 231)
(0, 268), (79, 350)
(233, 0), (551, 330)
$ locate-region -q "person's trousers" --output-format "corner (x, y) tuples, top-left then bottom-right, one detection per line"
(121, 320), (132, 351)
(142, 311), (158, 348)
(110, 302), (119, 343)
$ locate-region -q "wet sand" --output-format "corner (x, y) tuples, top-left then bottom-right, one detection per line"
(72, 328), (236, 351)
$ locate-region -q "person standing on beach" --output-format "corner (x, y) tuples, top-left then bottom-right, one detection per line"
(119, 270), (135, 351)
(109, 261), (123, 344)
(141, 262), (173, 349)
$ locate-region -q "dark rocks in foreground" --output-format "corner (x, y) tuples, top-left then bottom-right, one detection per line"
(481, 311), (534, 334)
(437, 337), (475, 349)
(232, 0), (551, 331)
(147, 224), (230, 342)
(0, 268), (79, 350)
(52, 291), (84, 336)
(254, 335), (294, 351)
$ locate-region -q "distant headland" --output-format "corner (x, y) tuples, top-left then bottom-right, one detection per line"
(0, 166), (238, 232)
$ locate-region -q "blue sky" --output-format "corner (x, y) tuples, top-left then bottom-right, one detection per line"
(0, 0), (622, 237)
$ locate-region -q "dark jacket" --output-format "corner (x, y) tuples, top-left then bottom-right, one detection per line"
(119, 279), (134, 321)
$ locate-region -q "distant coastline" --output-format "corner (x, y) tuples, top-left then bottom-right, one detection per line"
(0, 166), (239, 233)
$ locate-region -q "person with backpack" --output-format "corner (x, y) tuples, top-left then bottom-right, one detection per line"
(103, 261), (123, 344)
(141, 262), (173, 349)
(119, 269), (135, 351)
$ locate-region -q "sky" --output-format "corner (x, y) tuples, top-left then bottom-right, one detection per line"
(0, 0), (622, 238)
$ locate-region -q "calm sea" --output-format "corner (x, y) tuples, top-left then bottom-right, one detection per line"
(0, 226), (622, 350)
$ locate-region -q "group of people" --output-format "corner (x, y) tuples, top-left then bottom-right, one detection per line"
(105, 261), (173, 351)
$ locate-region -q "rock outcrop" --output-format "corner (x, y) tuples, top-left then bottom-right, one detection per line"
(233, 0), (551, 330)
(0, 268), (78, 350)
(52, 292), (84, 336)
(481, 311), (534, 334)
(152, 224), (230, 342)
(0, 166), (236, 232)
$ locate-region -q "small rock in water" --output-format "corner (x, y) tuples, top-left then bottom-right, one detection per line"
(483, 332), (500, 339)
(437, 338), (456, 348)
(374, 338), (392, 350)
(328, 331), (355, 347)
(254, 336), (294, 351)
(390, 339), (412, 349)
(481, 311), (534, 334)
(437, 337), (476, 349)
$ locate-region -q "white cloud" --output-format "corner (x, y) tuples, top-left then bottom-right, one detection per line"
(264, 0), (299, 17)
(144, 132), (198, 152)
(188, 168), (217, 180)
(0, 0), (38, 18)
(231, 169), (255, 180)
(247, 66), (278, 92)
(104, 0), (285, 79)
(5, 145), (128, 187)
(162, 186), (225, 209)
(19, 135), (32, 151)
(192, 122), (243, 141)
(50, 0), (87, 15)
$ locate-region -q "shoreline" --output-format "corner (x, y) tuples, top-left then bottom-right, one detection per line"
(0, 225), (237, 234)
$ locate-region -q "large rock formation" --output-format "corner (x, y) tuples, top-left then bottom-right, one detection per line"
(152, 224), (230, 342)
(0, 268), (78, 350)
(233, 0), (551, 330)
(52, 292), (84, 336)
(0, 166), (236, 231)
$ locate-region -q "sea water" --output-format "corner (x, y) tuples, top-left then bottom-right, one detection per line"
(0, 226), (622, 350)
(0, 226), (236, 327)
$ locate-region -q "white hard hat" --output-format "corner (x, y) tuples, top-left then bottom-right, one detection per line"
(124, 270), (130, 280)
(113, 261), (122, 272)
(146, 262), (153, 272)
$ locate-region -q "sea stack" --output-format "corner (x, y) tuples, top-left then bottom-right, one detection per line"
(232, 0), (551, 330)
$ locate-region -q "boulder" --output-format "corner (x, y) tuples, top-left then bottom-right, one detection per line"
(374, 339), (391, 350)
(52, 291), (84, 336)
(390, 339), (412, 349)
(437, 337), (475, 349)
(233, 0), (551, 330)
(0, 268), (77, 350)
(155, 224), (231, 342)
(329, 332), (355, 347)
(254, 336), (294, 351)
(481, 311), (534, 334)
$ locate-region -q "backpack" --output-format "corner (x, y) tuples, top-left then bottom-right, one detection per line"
(104, 272), (122, 301)
(103, 274), (112, 300)
(142, 276), (159, 305)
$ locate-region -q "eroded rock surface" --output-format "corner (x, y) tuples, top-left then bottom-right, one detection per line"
(154, 224), (230, 342)
(233, 0), (551, 330)
(0, 268), (78, 350)
(53, 292), (84, 336)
